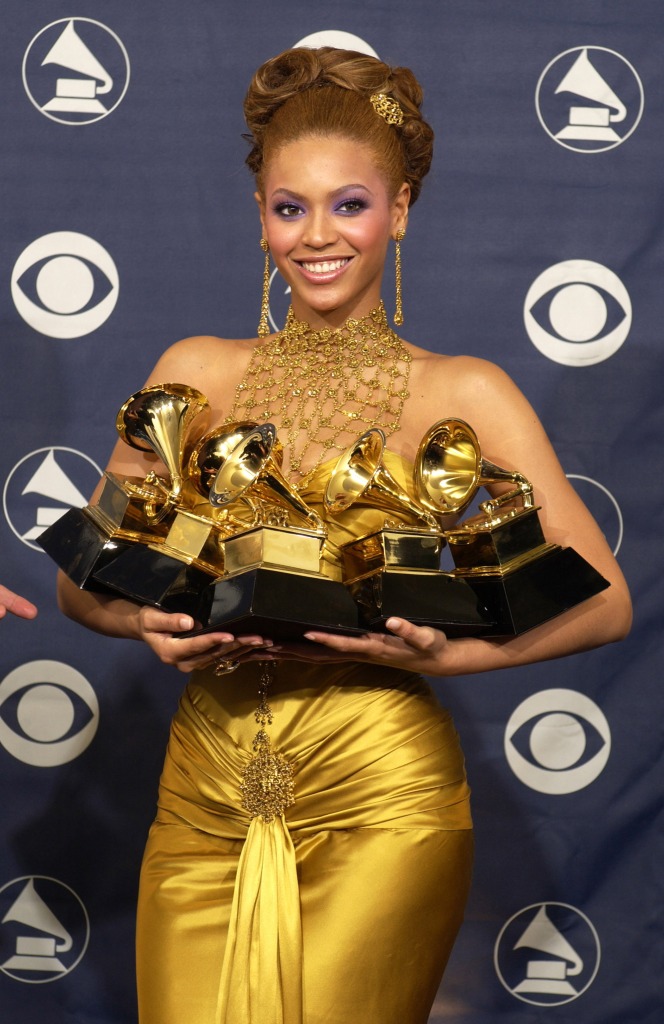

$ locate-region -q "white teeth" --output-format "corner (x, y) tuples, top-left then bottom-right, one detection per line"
(301, 259), (348, 274)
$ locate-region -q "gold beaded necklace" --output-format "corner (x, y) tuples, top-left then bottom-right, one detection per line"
(226, 302), (412, 482)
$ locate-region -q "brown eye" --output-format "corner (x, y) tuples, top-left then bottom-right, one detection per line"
(274, 203), (303, 218)
(337, 199), (367, 214)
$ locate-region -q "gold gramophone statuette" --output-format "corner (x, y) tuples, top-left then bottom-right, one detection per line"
(324, 427), (490, 635)
(416, 418), (610, 635)
(179, 422), (360, 637)
(86, 383), (239, 611)
(208, 423), (326, 576)
(115, 382), (211, 524)
(37, 383), (212, 600)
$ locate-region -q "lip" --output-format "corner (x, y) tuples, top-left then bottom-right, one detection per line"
(292, 256), (353, 284)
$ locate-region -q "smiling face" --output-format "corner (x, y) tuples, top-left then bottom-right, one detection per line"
(258, 135), (409, 329)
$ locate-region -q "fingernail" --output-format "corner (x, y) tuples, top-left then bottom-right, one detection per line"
(385, 618), (399, 630)
(179, 617), (193, 630)
(303, 632), (317, 640)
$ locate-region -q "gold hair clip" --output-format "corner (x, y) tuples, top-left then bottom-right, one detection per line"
(369, 92), (404, 126)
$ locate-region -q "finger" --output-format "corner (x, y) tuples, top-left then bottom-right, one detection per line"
(234, 635), (274, 647)
(141, 607), (202, 635)
(302, 631), (374, 655)
(11, 597), (38, 619)
(385, 617), (443, 651)
(0, 588), (37, 620)
(206, 640), (272, 660)
(163, 633), (242, 664)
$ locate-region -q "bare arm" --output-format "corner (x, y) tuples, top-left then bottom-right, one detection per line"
(55, 333), (274, 671)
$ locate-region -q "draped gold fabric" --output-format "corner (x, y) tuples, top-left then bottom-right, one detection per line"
(136, 455), (473, 1024)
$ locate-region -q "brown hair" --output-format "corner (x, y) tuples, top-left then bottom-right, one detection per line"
(243, 47), (434, 205)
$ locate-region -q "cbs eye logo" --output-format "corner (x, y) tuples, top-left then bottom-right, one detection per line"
(524, 260), (631, 366)
(504, 688), (610, 794)
(0, 661), (99, 767)
(11, 232), (119, 339)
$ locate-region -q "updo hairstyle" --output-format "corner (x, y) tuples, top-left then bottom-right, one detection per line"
(243, 47), (434, 205)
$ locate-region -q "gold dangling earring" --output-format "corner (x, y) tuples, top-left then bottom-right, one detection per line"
(394, 229), (405, 327)
(257, 238), (271, 338)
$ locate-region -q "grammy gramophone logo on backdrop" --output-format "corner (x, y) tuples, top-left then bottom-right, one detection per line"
(3, 447), (102, 552)
(535, 46), (644, 153)
(0, 877), (90, 983)
(494, 902), (601, 1006)
(22, 18), (130, 125)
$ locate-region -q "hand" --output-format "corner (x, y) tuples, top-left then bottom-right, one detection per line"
(136, 606), (273, 673)
(0, 585), (37, 621)
(262, 617), (453, 676)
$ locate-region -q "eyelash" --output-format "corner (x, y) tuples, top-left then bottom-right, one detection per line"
(273, 202), (303, 218)
(272, 197), (369, 218)
(336, 197), (368, 215)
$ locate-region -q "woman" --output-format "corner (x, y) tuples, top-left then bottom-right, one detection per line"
(57, 47), (631, 1024)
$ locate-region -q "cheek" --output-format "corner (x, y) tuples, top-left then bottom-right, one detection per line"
(264, 217), (299, 255)
(343, 214), (391, 253)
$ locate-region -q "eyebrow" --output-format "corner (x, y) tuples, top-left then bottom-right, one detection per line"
(269, 183), (374, 201)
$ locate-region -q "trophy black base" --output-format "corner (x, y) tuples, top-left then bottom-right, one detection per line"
(459, 546), (610, 637)
(92, 544), (216, 621)
(37, 508), (133, 592)
(349, 569), (494, 637)
(185, 567), (363, 639)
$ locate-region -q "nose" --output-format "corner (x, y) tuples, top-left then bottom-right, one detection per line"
(301, 208), (339, 250)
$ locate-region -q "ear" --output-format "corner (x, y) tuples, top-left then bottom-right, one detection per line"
(391, 182), (410, 238)
(255, 191), (267, 239)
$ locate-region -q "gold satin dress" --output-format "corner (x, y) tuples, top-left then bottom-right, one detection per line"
(136, 454), (473, 1024)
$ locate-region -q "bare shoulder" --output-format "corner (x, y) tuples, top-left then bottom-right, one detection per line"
(149, 333), (254, 380)
(406, 346), (525, 426)
(417, 351), (511, 386)
(145, 333), (259, 407)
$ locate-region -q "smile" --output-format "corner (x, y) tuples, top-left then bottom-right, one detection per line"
(298, 258), (351, 275)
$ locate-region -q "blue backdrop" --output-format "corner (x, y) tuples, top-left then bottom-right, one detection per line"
(1, 3), (661, 1022)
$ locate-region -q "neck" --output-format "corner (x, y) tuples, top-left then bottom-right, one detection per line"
(285, 299), (389, 334)
(287, 291), (387, 331)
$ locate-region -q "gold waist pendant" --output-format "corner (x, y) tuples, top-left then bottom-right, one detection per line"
(240, 662), (295, 822)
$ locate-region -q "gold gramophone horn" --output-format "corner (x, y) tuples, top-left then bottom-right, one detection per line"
(116, 383), (210, 521)
(325, 428), (438, 529)
(187, 421), (260, 498)
(414, 418), (533, 518)
(209, 424), (323, 530)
